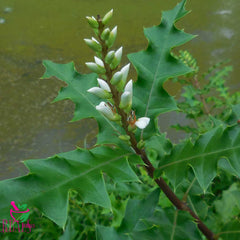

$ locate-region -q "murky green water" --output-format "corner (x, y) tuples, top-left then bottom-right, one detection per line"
(0, 0), (239, 179)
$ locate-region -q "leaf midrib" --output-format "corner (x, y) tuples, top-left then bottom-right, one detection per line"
(1, 152), (134, 212)
(159, 145), (240, 169)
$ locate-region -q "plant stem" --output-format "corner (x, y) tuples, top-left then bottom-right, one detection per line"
(97, 19), (216, 240)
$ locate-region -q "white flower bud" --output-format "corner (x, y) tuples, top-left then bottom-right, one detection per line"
(116, 63), (131, 91)
(84, 38), (102, 52)
(96, 102), (120, 121)
(106, 26), (117, 48)
(87, 87), (111, 98)
(121, 63), (130, 86)
(135, 117), (150, 129)
(91, 37), (100, 44)
(119, 91), (132, 112)
(102, 9), (113, 25)
(85, 62), (106, 74)
(86, 16), (99, 29)
(105, 50), (115, 64)
(119, 80), (133, 113)
(110, 46), (123, 69)
(124, 79), (132, 95)
(110, 71), (123, 85)
(94, 56), (104, 68)
(97, 78), (111, 92)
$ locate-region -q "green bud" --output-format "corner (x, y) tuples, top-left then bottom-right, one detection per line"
(86, 16), (99, 29)
(102, 9), (113, 25)
(106, 26), (117, 48)
(105, 51), (115, 64)
(84, 38), (102, 52)
(110, 71), (122, 85)
(128, 124), (137, 132)
(137, 140), (145, 149)
(119, 91), (132, 113)
(110, 46), (122, 69)
(118, 135), (130, 141)
(101, 28), (110, 41)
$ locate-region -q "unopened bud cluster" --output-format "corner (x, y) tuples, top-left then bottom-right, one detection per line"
(84, 9), (150, 133)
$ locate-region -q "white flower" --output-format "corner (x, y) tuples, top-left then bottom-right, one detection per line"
(135, 117), (150, 129)
(96, 102), (115, 120)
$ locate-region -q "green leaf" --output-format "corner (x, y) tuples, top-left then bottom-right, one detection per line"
(156, 125), (240, 191)
(0, 146), (140, 227)
(214, 183), (240, 224)
(96, 189), (160, 240)
(42, 60), (125, 146)
(217, 220), (240, 240)
(96, 190), (201, 240)
(128, 0), (195, 139)
(59, 219), (77, 240)
(145, 133), (172, 168)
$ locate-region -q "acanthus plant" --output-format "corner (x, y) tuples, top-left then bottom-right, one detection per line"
(0, 1), (240, 240)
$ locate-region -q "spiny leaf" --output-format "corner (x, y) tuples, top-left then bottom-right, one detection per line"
(145, 134), (172, 167)
(42, 60), (125, 146)
(128, 0), (195, 139)
(96, 190), (201, 240)
(96, 189), (160, 240)
(0, 146), (140, 227)
(155, 124), (240, 191)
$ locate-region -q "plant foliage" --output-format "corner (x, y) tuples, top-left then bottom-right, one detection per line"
(0, 1), (239, 240)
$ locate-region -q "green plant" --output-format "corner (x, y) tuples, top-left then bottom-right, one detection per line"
(1, 1), (240, 240)
(171, 50), (240, 136)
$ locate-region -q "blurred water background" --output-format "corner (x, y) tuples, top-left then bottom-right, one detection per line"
(0, 0), (239, 179)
